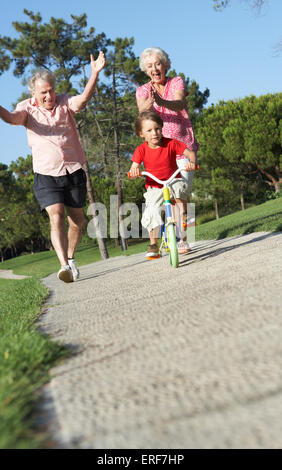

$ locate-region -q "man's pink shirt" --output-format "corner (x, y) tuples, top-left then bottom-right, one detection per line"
(15, 94), (87, 176)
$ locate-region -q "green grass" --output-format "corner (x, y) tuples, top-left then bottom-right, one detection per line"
(0, 239), (149, 279)
(195, 198), (282, 241)
(0, 277), (68, 449)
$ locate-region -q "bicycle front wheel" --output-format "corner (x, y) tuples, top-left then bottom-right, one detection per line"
(167, 224), (179, 268)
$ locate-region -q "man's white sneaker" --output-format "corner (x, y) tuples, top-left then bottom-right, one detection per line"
(68, 259), (80, 281)
(57, 266), (73, 283)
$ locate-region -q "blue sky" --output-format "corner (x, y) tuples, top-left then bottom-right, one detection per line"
(0, 0), (281, 166)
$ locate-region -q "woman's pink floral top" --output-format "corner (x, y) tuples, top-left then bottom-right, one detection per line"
(136, 76), (199, 152)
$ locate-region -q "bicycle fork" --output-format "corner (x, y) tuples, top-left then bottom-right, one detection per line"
(160, 187), (177, 255)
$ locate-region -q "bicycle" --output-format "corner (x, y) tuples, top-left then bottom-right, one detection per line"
(128, 166), (198, 268)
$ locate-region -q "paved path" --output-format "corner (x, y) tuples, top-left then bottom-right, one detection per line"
(37, 232), (282, 449)
(0, 270), (29, 280)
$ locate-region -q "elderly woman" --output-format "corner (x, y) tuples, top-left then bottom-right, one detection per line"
(136, 47), (199, 153)
(136, 47), (199, 253)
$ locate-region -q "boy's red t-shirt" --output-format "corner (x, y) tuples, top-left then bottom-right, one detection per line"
(131, 137), (187, 188)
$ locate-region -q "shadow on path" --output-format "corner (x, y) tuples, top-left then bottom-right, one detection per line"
(179, 231), (281, 268)
(77, 257), (149, 282)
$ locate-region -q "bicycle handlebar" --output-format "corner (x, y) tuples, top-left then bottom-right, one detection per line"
(127, 165), (199, 186)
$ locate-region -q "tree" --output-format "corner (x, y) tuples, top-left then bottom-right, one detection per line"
(194, 93), (282, 218)
(212, 0), (266, 13)
(168, 70), (210, 124)
(242, 94), (282, 192)
(0, 10), (109, 89)
(0, 157), (51, 260)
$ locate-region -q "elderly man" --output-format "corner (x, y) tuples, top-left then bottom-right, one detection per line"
(0, 52), (105, 283)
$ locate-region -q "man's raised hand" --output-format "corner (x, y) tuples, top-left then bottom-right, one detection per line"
(90, 51), (106, 74)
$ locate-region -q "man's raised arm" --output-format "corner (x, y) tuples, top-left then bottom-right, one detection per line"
(70, 51), (106, 112)
(0, 106), (27, 126)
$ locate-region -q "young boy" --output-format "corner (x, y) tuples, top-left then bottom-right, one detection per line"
(129, 110), (197, 259)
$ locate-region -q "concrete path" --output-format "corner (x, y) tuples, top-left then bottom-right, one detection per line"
(0, 270), (29, 280)
(37, 232), (282, 449)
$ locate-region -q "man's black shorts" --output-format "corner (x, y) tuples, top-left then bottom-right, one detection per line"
(33, 168), (87, 210)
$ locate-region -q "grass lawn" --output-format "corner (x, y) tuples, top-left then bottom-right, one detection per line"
(0, 277), (68, 449)
(0, 239), (149, 279)
(0, 196), (281, 448)
(195, 198), (282, 241)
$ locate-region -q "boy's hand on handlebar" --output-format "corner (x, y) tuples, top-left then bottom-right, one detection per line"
(184, 162), (197, 171)
(128, 167), (141, 179)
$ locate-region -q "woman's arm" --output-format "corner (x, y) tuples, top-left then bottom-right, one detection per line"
(153, 88), (186, 111)
(136, 87), (155, 112)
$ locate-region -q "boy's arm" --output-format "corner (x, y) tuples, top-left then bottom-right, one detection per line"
(128, 162), (140, 179)
(0, 105), (27, 126)
(183, 148), (197, 171)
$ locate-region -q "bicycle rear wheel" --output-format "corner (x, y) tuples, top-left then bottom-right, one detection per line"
(167, 224), (179, 268)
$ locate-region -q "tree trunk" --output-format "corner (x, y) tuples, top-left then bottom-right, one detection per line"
(112, 64), (127, 251)
(256, 163), (280, 193)
(215, 199), (219, 219)
(83, 162), (109, 260)
(92, 112), (109, 177)
(240, 193), (245, 211)
(101, 143), (108, 176)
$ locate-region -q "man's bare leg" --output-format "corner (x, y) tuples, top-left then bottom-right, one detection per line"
(66, 206), (84, 259)
(45, 203), (69, 266)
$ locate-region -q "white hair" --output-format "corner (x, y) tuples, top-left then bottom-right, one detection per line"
(28, 68), (55, 93)
(139, 47), (171, 72)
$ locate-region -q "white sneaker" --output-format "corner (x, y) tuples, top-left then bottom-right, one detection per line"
(57, 266), (73, 283)
(177, 241), (191, 254)
(68, 259), (80, 281)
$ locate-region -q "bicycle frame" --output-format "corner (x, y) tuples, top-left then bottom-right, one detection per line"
(139, 168), (182, 267)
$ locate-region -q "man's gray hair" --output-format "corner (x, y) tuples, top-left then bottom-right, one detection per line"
(139, 47), (171, 72)
(28, 68), (55, 93)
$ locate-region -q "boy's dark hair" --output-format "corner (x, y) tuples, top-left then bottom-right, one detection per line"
(135, 110), (163, 135)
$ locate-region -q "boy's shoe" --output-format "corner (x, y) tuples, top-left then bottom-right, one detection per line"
(177, 241), (191, 254)
(68, 259), (80, 281)
(146, 244), (160, 260)
(57, 266), (73, 283)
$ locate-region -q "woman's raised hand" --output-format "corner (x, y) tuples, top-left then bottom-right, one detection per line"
(151, 85), (163, 106)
